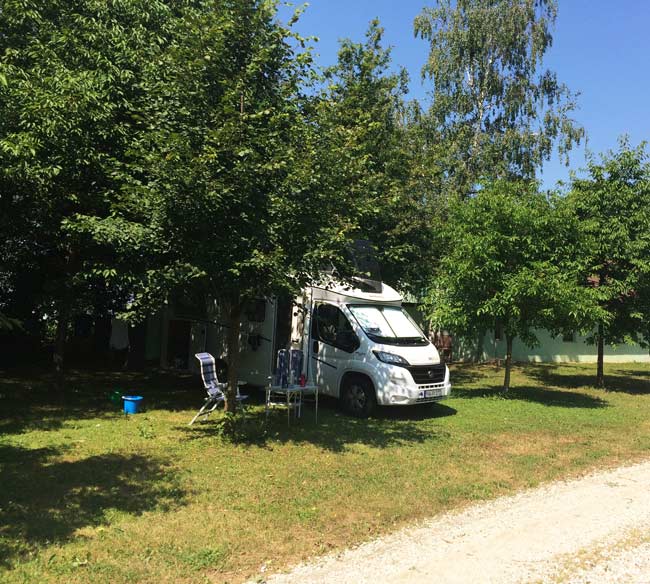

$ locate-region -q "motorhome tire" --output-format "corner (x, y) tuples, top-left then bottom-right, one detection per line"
(341, 375), (376, 418)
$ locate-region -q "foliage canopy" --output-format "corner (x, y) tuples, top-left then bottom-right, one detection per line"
(414, 0), (584, 197)
(427, 181), (598, 389)
(566, 139), (650, 386)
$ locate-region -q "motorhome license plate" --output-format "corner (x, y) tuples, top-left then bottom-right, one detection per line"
(424, 388), (443, 398)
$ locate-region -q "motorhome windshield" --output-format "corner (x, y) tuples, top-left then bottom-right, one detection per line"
(348, 305), (429, 346)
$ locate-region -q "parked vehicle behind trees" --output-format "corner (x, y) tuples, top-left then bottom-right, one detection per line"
(166, 278), (450, 418)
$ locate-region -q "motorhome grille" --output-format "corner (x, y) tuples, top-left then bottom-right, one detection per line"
(406, 364), (446, 385)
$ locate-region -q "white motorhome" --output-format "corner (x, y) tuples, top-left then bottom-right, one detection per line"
(195, 278), (451, 417)
(299, 281), (451, 416)
(150, 247), (451, 416)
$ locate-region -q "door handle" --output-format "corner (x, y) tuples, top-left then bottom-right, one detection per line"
(312, 340), (319, 354)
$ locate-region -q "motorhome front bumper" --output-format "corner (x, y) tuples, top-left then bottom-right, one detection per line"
(383, 381), (452, 405)
(377, 365), (452, 406)
(414, 381), (451, 402)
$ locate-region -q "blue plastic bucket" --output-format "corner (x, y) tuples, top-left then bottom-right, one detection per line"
(122, 395), (143, 414)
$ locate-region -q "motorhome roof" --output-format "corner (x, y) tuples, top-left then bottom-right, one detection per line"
(311, 281), (402, 304)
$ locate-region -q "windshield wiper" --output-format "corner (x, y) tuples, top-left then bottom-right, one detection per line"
(366, 334), (427, 345)
(393, 337), (428, 345)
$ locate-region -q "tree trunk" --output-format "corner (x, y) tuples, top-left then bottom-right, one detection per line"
(474, 329), (485, 363)
(53, 247), (78, 393)
(225, 292), (242, 413)
(128, 321), (147, 371)
(93, 315), (112, 366)
(54, 303), (69, 394)
(503, 333), (513, 392)
(596, 322), (605, 388)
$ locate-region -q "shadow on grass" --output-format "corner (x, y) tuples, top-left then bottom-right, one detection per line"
(2, 367), (457, 451)
(527, 364), (650, 395)
(0, 444), (185, 566)
(452, 384), (608, 409)
(447, 363), (484, 386)
(0, 368), (199, 434)
(0, 404), (123, 435)
(180, 397), (457, 452)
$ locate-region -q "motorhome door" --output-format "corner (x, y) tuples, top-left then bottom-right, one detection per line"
(310, 303), (360, 397)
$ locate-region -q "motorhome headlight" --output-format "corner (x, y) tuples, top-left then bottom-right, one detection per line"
(373, 351), (410, 366)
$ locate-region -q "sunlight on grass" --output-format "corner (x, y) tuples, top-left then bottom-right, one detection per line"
(1, 363), (650, 583)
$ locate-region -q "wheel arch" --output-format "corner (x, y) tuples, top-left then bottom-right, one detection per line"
(339, 370), (376, 398)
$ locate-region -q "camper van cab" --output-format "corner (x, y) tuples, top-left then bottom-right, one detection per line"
(302, 281), (451, 417)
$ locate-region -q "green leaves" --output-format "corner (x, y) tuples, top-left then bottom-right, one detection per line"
(113, 0), (365, 317)
(427, 181), (594, 348)
(415, 0), (583, 197)
(0, 0), (182, 331)
(315, 20), (435, 292)
(565, 139), (650, 348)
(428, 141), (650, 388)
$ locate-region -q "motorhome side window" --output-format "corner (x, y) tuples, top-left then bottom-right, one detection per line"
(312, 304), (359, 352)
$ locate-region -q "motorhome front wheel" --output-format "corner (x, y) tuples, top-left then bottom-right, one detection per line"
(341, 376), (376, 418)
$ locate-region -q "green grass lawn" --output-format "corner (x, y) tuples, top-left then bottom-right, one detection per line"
(2, 362), (650, 583)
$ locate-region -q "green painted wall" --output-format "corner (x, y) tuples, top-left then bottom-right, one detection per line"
(455, 329), (650, 363)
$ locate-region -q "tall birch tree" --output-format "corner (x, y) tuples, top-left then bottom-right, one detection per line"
(414, 0), (584, 197)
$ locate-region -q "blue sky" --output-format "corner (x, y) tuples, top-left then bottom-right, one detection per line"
(280, 0), (650, 190)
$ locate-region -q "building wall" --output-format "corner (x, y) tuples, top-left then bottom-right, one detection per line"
(455, 329), (650, 364)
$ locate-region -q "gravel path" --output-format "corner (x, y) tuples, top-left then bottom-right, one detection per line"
(257, 460), (650, 584)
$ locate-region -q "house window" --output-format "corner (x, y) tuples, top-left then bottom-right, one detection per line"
(562, 331), (576, 342)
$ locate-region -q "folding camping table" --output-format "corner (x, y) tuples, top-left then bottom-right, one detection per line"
(265, 382), (318, 427)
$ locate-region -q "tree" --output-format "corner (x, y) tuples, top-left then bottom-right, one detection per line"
(427, 181), (596, 391)
(566, 140), (650, 387)
(414, 0), (584, 197)
(116, 0), (363, 412)
(316, 21), (436, 293)
(0, 0), (182, 385)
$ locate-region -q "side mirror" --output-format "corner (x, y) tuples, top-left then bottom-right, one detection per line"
(336, 331), (359, 353)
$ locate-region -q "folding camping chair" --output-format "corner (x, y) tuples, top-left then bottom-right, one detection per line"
(189, 352), (248, 425)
